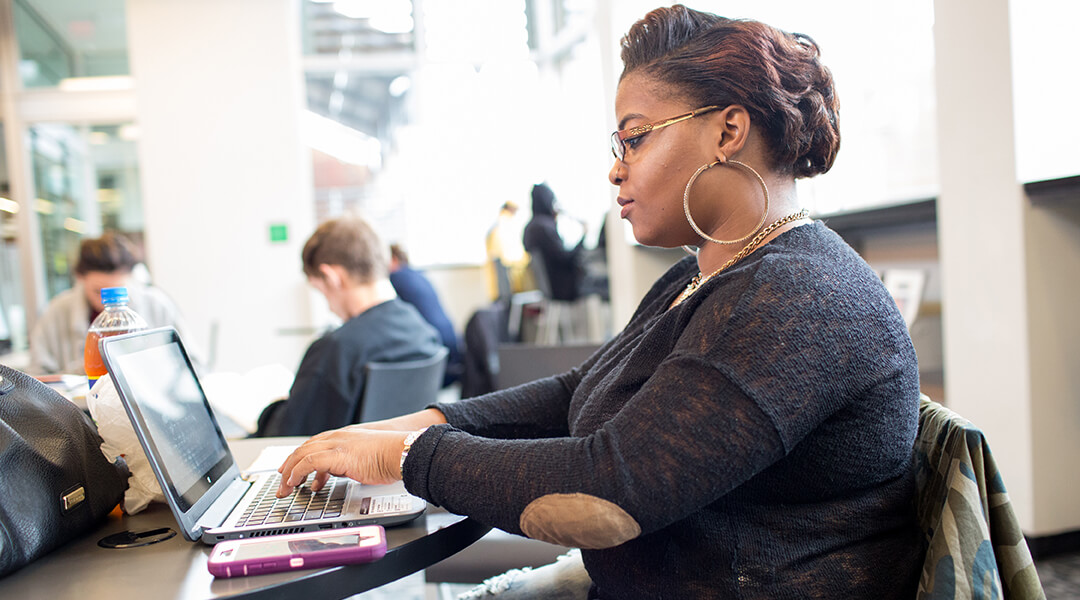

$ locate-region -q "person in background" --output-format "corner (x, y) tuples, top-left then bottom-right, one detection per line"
(388, 244), (463, 386)
(256, 218), (442, 437)
(485, 201), (530, 300)
(29, 232), (198, 375)
(523, 182), (586, 302)
(276, 5), (923, 598)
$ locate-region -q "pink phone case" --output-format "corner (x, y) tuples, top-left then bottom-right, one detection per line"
(207, 525), (387, 578)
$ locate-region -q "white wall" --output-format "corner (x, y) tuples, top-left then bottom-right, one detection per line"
(128, 0), (316, 374)
(1026, 197), (1080, 534)
(423, 265), (490, 334)
(933, 0), (1080, 536)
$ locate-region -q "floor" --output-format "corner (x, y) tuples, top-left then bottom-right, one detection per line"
(1037, 550), (1080, 599)
(347, 551), (1080, 600)
(347, 573), (472, 600)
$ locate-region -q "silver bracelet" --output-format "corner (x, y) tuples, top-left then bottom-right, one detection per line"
(399, 427), (429, 475)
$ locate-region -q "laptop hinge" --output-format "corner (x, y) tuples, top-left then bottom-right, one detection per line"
(198, 477), (251, 531)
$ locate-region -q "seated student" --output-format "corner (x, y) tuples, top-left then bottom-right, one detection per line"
(388, 244), (463, 386)
(29, 232), (198, 375)
(523, 182), (587, 302)
(257, 217), (442, 437)
(277, 6), (923, 598)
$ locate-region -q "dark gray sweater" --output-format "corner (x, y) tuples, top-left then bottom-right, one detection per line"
(405, 222), (923, 599)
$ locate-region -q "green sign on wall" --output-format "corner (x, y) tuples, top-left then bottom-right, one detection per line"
(269, 223), (288, 243)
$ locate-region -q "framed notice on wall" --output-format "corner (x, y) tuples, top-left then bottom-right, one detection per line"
(882, 269), (927, 329)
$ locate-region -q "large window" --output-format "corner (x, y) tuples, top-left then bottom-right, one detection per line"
(14, 0), (130, 88)
(300, 0), (605, 266)
(301, 0), (941, 266)
(1010, 0), (1080, 183)
(0, 123), (24, 354)
(29, 122), (142, 298)
(0, 0), (140, 364)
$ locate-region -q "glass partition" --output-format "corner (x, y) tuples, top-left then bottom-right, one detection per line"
(0, 124), (26, 353)
(15, 0), (130, 89)
(29, 122), (142, 299)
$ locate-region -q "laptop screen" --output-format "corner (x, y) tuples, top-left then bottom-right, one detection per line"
(106, 332), (231, 511)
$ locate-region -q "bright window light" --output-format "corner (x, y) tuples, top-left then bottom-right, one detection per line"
(301, 110), (382, 168)
(58, 75), (134, 92)
(370, 14), (413, 34)
(333, 0), (373, 19)
(63, 217), (86, 233)
(334, 0), (413, 32)
(388, 75), (411, 97)
(0, 197), (19, 214)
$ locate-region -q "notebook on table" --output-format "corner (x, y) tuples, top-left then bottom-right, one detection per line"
(100, 327), (426, 545)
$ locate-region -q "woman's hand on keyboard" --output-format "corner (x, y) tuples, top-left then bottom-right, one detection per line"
(275, 428), (409, 498)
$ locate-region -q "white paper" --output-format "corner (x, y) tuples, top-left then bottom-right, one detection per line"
(200, 363), (295, 434)
(243, 445), (300, 475)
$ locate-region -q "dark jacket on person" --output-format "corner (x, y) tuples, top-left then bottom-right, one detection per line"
(390, 266), (463, 386)
(258, 299), (442, 436)
(522, 183), (584, 301)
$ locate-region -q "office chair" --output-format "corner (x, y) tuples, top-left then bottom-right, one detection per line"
(494, 258), (543, 342)
(913, 395), (1045, 599)
(528, 252), (580, 345)
(495, 342), (601, 390)
(356, 347), (449, 423)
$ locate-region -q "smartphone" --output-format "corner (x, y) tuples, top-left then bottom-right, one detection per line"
(206, 525), (387, 578)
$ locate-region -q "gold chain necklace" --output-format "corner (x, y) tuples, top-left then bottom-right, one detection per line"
(670, 209), (809, 308)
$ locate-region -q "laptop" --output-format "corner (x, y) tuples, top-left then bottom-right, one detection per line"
(100, 327), (427, 545)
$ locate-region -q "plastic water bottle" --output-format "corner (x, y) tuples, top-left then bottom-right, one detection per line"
(84, 287), (147, 386)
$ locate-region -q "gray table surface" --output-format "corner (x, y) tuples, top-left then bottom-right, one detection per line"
(0, 437), (490, 599)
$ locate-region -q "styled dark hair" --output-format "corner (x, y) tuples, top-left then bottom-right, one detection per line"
(619, 5), (840, 178)
(302, 216), (388, 283)
(74, 232), (140, 275)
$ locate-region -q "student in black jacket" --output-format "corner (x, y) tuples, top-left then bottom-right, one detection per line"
(257, 217), (441, 436)
(523, 182), (585, 302)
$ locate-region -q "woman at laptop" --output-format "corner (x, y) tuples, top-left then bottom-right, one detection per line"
(277, 6), (923, 598)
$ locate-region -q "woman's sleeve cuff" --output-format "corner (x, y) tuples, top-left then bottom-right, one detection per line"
(401, 423), (451, 504)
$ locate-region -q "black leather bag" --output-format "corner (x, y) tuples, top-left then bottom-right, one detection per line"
(0, 365), (129, 578)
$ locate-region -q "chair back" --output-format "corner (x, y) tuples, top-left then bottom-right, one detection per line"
(529, 252), (554, 300)
(495, 343), (601, 390)
(358, 347), (449, 423)
(493, 258), (513, 301)
(913, 395), (1045, 599)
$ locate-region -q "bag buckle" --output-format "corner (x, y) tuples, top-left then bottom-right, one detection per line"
(62, 485), (86, 512)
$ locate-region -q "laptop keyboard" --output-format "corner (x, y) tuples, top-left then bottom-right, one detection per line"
(236, 473), (347, 527)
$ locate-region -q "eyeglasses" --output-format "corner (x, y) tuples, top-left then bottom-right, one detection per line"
(610, 105), (720, 161)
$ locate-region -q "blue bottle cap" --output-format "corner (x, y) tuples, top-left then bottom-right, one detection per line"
(100, 287), (128, 305)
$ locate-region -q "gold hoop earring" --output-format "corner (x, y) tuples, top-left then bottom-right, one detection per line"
(683, 158), (770, 245)
(681, 245), (699, 257)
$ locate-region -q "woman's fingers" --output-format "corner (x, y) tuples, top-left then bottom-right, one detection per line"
(275, 429), (409, 498)
(278, 447), (343, 496)
(311, 471), (331, 492)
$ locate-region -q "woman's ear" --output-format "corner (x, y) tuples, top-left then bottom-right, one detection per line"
(713, 105), (752, 162)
